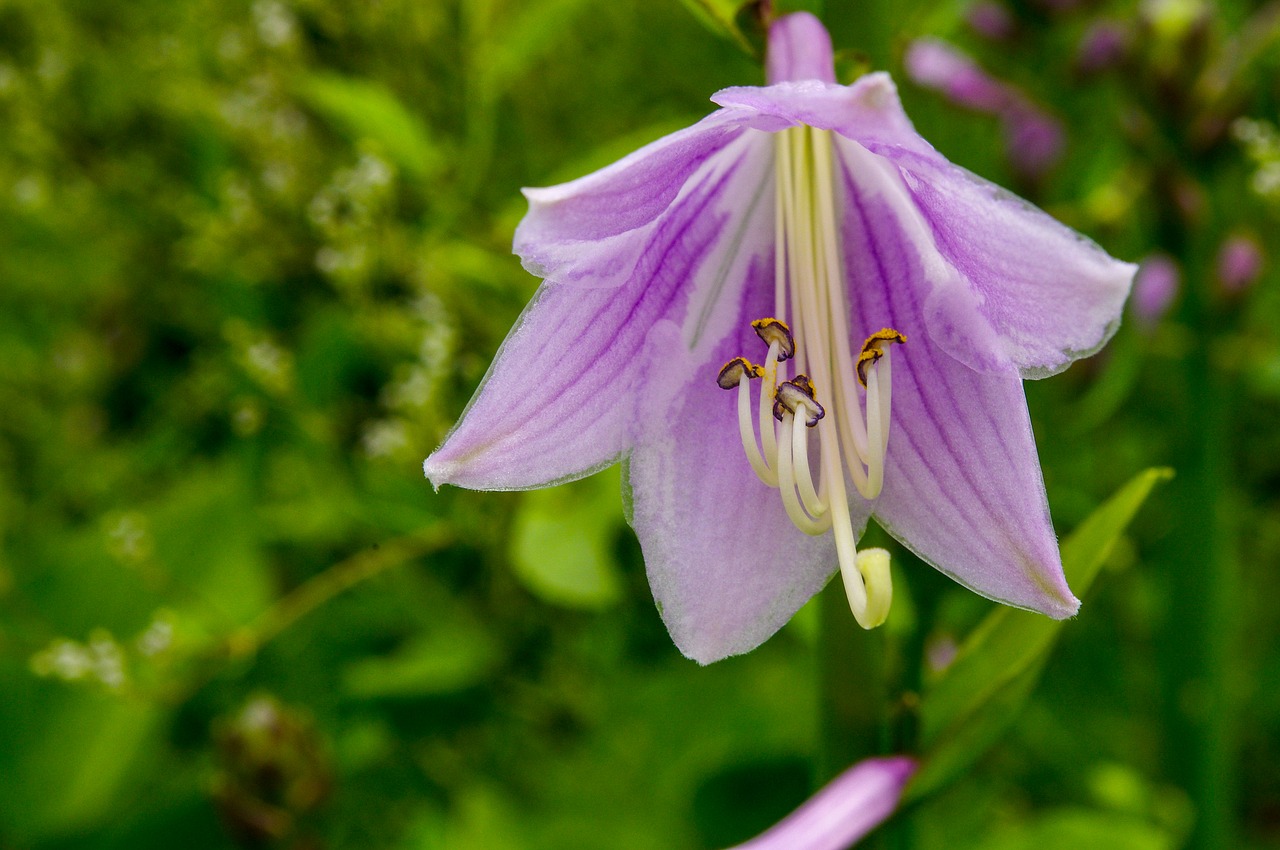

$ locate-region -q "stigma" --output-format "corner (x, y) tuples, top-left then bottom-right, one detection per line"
(715, 124), (905, 630)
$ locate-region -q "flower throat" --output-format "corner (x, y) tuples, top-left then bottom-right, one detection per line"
(717, 125), (905, 629)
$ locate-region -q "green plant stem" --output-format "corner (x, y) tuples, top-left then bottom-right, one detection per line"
(1160, 208), (1237, 850)
(228, 526), (454, 659)
(819, 576), (892, 849)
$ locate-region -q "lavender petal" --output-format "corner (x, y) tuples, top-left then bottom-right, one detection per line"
(839, 147), (1079, 618)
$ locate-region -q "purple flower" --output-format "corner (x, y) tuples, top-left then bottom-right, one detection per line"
(424, 13), (1135, 663)
(903, 39), (1009, 112)
(1130, 253), (1180, 327)
(1216, 234), (1264, 294)
(966, 1), (1017, 42)
(723, 756), (916, 850)
(904, 38), (1066, 182)
(1075, 21), (1132, 75)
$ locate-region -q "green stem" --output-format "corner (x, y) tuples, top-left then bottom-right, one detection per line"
(228, 526), (454, 658)
(1159, 198), (1237, 850)
(820, 553), (913, 850)
(818, 577), (885, 783)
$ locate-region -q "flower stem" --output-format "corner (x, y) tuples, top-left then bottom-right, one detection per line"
(1157, 196), (1238, 850)
(819, 560), (902, 850)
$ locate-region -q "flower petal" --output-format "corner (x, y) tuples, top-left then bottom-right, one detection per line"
(724, 756), (916, 850)
(890, 148), (1135, 377)
(426, 135), (774, 491)
(716, 75), (1134, 377)
(712, 73), (936, 160)
(628, 301), (865, 665)
(838, 145), (1079, 617)
(515, 111), (750, 288)
(766, 12), (837, 84)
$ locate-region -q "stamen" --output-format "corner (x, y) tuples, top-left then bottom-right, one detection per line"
(790, 395), (827, 518)
(752, 318), (795, 360)
(716, 357), (763, 389)
(856, 329), (907, 387)
(717, 357), (777, 487)
(717, 125), (909, 630)
(775, 407), (832, 535)
(772, 376), (824, 427)
(772, 375), (827, 518)
(758, 338), (785, 470)
(865, 360), (886, 498)
(856, 330), (905, 499)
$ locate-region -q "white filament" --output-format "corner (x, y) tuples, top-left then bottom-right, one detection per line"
(727, 125), (897, 629)
(736, 371), (777, 487)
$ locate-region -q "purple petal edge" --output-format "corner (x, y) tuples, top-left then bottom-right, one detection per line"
(724, 757), (917, 850)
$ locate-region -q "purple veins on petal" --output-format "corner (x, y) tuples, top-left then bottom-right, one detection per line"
(425, 139), (771, 491)
(836, 146), (1079, 616)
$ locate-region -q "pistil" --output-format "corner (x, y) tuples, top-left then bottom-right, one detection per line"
(716, 124), (908, 629)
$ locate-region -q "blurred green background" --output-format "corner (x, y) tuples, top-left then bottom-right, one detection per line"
(0, 0), (1277, 848)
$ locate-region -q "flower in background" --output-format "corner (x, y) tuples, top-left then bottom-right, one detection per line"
(1130, 253), (1181, 328)
(1075, 20), (1132, 75)
(723, 757), (916, 850)
(425, 13), (1135, 663)
(966, 1), (1016, 42)
(1216, 233), (1265, 294)
(904, 38), (1065, 183)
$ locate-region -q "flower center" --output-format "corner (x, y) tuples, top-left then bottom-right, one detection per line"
(715, 125), (905, 629)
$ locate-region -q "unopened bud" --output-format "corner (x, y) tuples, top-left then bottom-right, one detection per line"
(1130, 253), (1181, 327)
(1216, 234), (1264, 295)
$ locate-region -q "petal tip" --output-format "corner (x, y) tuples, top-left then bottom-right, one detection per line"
(1049, 592), (1082, 619)
(421, 453), (453, 491)
(874, 755), (919, 785)
(668, 622), (744, 666)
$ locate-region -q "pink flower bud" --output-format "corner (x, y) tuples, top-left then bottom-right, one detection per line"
(1216, 234), (1264, 294)
(1130, 253), (1180, 326)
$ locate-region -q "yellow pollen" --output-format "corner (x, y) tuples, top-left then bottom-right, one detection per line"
(856, 328), (907, 387)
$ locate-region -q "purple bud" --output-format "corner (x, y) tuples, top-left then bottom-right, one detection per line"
(966, 1), (1016, 41)
(904, 39), (1010, 112)
(1076, 21), (1131, 74)
(1216, 234), (1265, 294)
(1003, 105), (1066, 182)
(906, 39), (1064, 181)
(1130, 253), (1181, 326)
(723, 757), (916, 850)
(926, 634), (959, 673)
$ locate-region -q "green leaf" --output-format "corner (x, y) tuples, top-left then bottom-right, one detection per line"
(675, 0), (757, 54)
(509, 467), (625, 610)
(982, 807), (1177, 850)
(908, 467), (1173, 801)
(0, 671), (162, 841)
(341, 615), (500, 698)
(297, 73), (443, 180)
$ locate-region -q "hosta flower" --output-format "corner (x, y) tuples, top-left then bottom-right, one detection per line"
(424, 13), (1135, 663)
(723, 756), (915, 850)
